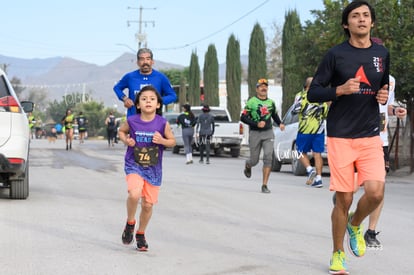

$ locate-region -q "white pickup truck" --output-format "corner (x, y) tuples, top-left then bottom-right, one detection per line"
(165, 106), (244, 157)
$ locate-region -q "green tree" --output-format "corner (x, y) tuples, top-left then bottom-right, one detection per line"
(47, 96), (119, 137)
(188, 51), (200, 106)
(179, 75), (187, 107)
(281, 10), (304, 115)
(372, 0), (414, 103)
(226, 34), (242, 121)
(203, 44), (219, 106)
(79, 101), (109, 137)
(161, 68), (183, 86)
(47, 97), (75, 124)
(302, 0), (347, 74)
(248, 23), (267, 99)
(161, 68), (183, 111)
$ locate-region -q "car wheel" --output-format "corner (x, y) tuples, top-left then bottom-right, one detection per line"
(10, 164), (29, 199)
(292, 143), (306, 176)
(214, 148), (224, 156)
(271, 152), (282, 172)
(230, 148), (240, 158)
(172, 146), (180, 154)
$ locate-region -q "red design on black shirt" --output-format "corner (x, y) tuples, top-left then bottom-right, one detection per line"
(355, 66), (371, 86)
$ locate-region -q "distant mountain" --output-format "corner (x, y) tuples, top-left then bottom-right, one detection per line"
(0, 53), (248, 109)
(0, 55), (62, 80)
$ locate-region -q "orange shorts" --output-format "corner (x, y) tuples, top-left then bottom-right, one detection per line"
(126, 174), (160, 204)
(327, 136), (385, 192)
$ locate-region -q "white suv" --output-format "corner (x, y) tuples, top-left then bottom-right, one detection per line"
(0, 69), (34, 199)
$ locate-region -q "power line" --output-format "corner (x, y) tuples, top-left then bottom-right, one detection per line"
(153, 0), (270, 51)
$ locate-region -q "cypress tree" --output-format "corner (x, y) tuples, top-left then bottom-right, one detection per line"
(188, 51), (200, 106)
(203, 44), (219, 106)
(179, 75), (187, 108)
(248, 23), (267, 99)
(226, 34), (242, 122)
(282, 10), (304, 116)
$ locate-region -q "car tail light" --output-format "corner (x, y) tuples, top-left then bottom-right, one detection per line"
(239, 122), (244, 135)
(8, 158), (25, 164)
(0, 96), (21, 113)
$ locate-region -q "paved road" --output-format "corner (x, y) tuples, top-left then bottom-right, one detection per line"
(1, 139), (413, 275)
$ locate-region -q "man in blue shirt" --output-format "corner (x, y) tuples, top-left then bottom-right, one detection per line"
(113, 48), (177, 117)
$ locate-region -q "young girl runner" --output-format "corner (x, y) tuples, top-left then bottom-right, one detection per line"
(118, 85), (176, 251)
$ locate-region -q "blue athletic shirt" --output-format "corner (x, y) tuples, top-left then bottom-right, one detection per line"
(113, 69), (177, 117)
(308, 40), (390, 138)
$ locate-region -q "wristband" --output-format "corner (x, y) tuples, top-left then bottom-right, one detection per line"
(393, 107), (396, 116)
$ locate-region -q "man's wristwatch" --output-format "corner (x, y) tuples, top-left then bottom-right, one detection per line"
(122, 95), (128, 102)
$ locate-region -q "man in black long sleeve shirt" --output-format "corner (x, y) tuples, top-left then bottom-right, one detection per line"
(307, 1), (389, 274)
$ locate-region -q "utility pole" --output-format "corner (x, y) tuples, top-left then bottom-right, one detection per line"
(1, 63), (10, 74)
(127, 5), (156, 50)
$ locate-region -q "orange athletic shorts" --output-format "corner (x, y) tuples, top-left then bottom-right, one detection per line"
(327, 136), (385, 192)
(126, 174), (160, 204)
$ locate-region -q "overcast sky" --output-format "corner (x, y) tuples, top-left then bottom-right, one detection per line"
(2, 0), (325, 66)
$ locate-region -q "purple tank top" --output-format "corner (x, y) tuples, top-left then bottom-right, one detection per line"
(124, 114), (166, 186)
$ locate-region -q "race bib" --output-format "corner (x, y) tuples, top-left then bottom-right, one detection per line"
(134, 146), (159, 167)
